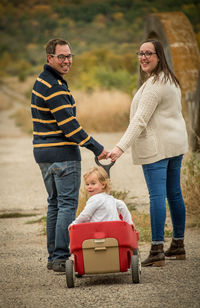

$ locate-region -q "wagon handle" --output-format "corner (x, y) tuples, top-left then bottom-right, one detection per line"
(95, 156), (115, 178)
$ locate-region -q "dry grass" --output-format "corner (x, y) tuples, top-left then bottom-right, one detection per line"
(4, 75), (36, 97)
(12, 107), (32, 133)
(1, 76), (131, 134)
(0, 100), (12, 111)
(0, 89), (13, 111)
(0, 76), (35, 131)
(27, 216), (47, 235)
(129, 206), (172, 243)
(74, 89), (131, 132)
(76, 188), (89, 216)
(182, 153), (200, 228)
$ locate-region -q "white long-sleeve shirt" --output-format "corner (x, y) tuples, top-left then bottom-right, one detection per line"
(71, 192), (133, 225)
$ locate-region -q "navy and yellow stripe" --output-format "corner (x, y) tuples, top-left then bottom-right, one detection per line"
(32, 89), (71, 101)
(33, 130), (62, 136)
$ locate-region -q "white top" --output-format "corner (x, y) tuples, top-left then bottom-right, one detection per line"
(117, 73), (188, 165)
(71, 193), (133, 225)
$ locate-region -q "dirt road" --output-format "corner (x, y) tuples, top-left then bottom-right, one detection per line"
(0, 102), (200, 308)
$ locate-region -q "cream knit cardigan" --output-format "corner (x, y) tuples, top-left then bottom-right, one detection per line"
(117, 73), (188, 165)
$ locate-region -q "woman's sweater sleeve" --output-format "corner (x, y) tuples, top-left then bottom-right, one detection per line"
(117, 81), (161, 152)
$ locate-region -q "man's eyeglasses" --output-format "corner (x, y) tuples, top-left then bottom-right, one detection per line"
(50, 54), (74, 61)
(136, 51), (157, 58)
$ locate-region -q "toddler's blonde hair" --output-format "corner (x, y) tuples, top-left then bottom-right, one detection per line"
(83, 166), (111, 193)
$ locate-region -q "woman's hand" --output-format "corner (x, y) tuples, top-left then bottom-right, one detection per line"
(107, 146), (124, 162)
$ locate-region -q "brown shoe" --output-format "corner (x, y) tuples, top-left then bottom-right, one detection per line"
(165, 239), (186, 260)
(142, 244), (165, 267)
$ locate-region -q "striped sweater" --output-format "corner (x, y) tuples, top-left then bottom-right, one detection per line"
(31, 64), (103, 163)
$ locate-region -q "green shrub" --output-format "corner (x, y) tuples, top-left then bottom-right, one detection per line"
(95, 66), (136, 93)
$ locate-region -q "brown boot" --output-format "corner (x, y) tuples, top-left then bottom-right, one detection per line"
(142, 244), (165, 267)
(165, 239), (186, 260)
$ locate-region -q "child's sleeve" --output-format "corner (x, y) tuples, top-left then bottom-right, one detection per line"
(115, 199), (133, 225)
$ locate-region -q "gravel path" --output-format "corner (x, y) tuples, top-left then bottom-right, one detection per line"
(0, 103), (200, 308)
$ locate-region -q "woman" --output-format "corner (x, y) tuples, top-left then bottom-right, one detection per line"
(108, 39), (188, 267)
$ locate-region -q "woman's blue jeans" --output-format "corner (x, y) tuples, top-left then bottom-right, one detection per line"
(39, 161), (81, 261)
(142, 155), (185, 243)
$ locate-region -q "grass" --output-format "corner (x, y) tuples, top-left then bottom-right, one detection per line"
(186, 216), (200, 229)
(0, 98), (13, 111)
(132, 211), (151, 242)
(11, 107), (32, 134)
(26, 216), (47, 235)
(0, 212), (38, 219)
(182, 153), (200, 228)
(0, 76), (131, 134)
(74, 89), (131, 132)
(0, 212), (47, 234)
(0, 83), (13, 111)
(132, 208), (173, 243)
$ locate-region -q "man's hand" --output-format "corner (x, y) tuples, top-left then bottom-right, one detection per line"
(107, 146), (124, 162)
(98, 148), (108, 160)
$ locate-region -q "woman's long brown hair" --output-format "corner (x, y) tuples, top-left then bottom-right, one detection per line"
(139, 39), (180, 87)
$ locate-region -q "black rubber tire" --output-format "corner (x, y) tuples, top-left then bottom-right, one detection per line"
(65, 260), (75, 288)
(131, 253), (141, 284)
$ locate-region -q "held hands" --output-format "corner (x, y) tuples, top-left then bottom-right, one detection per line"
(107, 146), (124, 162)
(98, 146), (124, 161)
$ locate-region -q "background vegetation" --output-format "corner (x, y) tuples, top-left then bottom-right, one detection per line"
(182, 153), (200, 228)
(0, 0), (199, 93)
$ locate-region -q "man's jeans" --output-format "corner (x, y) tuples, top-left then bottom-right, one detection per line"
(142, 155), (185, 243)
(39, 161), (81, 261)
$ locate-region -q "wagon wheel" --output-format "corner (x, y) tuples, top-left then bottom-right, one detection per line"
(65, 259), (75, 288)
(131, 250), (141, 284)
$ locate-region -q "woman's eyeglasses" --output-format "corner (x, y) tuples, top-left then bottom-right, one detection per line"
(136, 51), (157, 59)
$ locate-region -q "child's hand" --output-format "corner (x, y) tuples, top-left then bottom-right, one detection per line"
(68, 224), (72, 230)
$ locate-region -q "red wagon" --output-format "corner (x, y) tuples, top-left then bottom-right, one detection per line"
(66, 220), (141, 288)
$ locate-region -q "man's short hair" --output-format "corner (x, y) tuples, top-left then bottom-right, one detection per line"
(46, 38), (70, 55)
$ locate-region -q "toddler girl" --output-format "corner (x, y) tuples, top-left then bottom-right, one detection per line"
(70, 166), (133, 226)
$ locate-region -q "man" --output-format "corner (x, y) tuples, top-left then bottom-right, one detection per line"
(31, 38), (107, 272)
